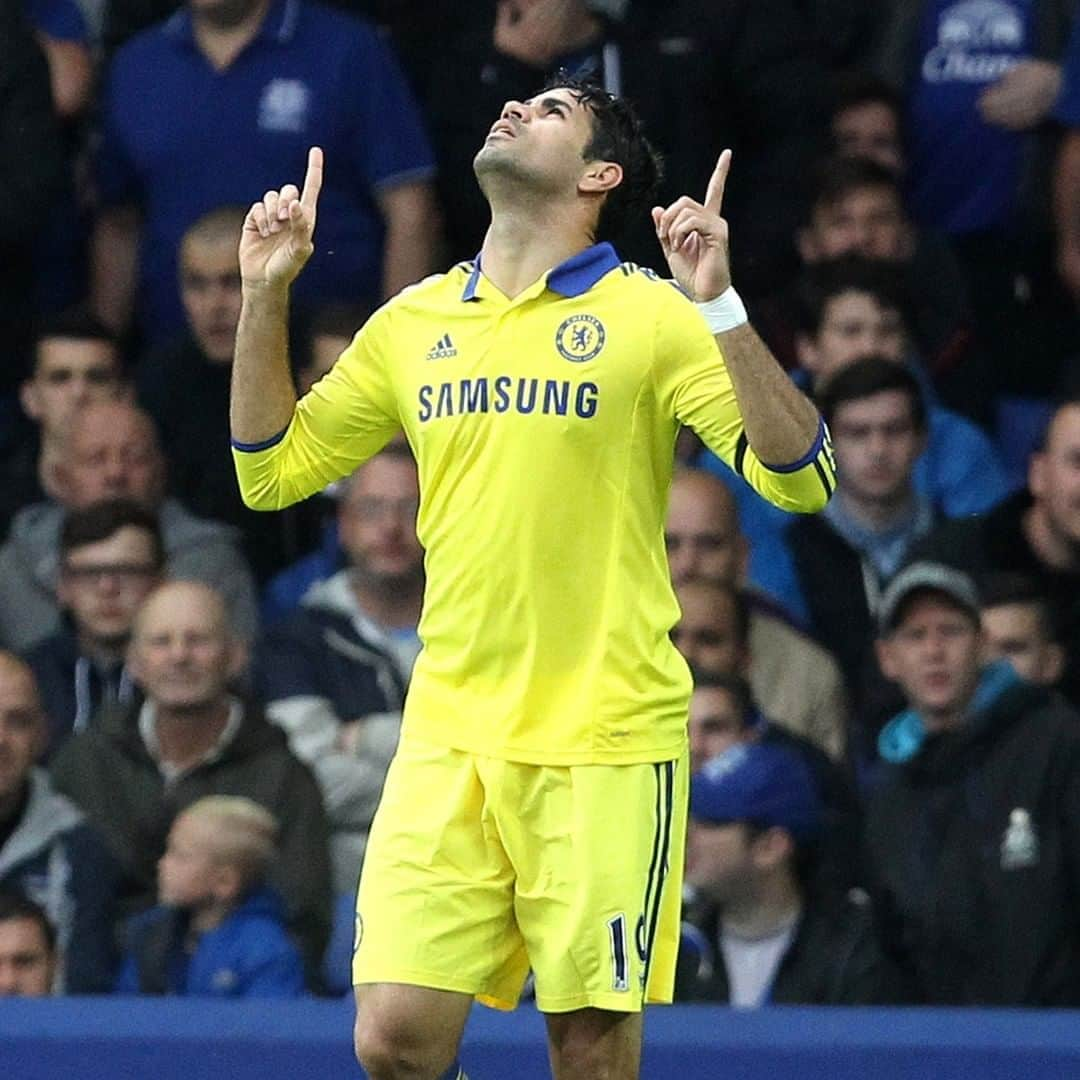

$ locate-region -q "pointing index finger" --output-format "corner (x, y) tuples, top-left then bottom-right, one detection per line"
(703, 148), (732, 215)
(300, 146), (324, 214)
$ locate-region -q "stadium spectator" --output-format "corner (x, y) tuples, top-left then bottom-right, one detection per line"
(701, 257), (1011, 621)
(829, 72), (906, 175)
(674, 578), (847, 764)
(91, 0), (438, 345)
(0, 309), (127, 539)
(787, 359), (937, 758)
(869, 562), (1080, 1004)
(0, 652), (118, 992)
(23, 500), (164, 757)
(0, 399), (258, 651)
(50, 581), (331, 978)
(910, 397), (1080, 708)
(791, 258), (1009, 513)
(979, 573), (1066, 689)
(667, 467), (849, 756)
(674, 595), (864, 893)
(795, 157), (971, 379)
(875, 0), (1078, 400)
(676, 742), (895, 1005)
(116, 796), (305, 997)
(258, 301), (374, 622)
(0, 891), (57, 997)
(260, 444), (423, 676)
(0, 0), (65, 401)
(136, 207), (308, 583)
(428, 0), (830, 296)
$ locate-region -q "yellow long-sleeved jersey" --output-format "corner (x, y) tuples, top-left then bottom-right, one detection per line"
(234, 243), (834, 764)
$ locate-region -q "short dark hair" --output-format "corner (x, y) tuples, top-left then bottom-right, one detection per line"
(831, 72), (903, 127)
(60, 499), (165, 570)
(793, 256), (911, 338)
(0, 890), (56, 951)
(33, 306), (118, 355)
(807, 155), (902, 222)
(980, 573), (1059, 642)
(817, 356), (927, 432)
(541, 74), (663, 244)
(691, 670), (754, 724)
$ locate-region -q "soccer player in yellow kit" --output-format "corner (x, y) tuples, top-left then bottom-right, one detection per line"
(231, 79), (834, 1080)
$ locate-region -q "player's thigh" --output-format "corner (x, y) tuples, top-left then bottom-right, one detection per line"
(354, 736), (528, 1008)
(354, 983), (472, 1076)
(505, 751), (688, 1013)
(545, 1008), (643, 1080)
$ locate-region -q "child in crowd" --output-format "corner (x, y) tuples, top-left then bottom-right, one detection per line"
(116, 797), (304, 997)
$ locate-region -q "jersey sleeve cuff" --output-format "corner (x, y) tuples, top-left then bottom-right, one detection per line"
(760, 416), (827, 474)
(231, 425), (289, 453)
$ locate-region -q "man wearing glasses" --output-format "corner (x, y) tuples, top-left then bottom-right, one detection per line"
(23, 499), (164, 758)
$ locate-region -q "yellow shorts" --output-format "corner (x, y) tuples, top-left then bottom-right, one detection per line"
(353, 735), (687, 1013)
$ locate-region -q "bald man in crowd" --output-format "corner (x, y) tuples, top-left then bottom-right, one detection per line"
(0, 399), (258, 651)
(137, 208), (304, 582)
(666, 468), (848, 762)
(50, 581), (330, 978)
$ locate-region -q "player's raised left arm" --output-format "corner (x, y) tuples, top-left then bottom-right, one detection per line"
(652, 151), (825, 476)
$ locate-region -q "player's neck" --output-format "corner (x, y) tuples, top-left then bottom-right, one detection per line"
(480, 205), (592, 300)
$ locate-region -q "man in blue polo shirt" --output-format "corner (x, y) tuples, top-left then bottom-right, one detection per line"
(91, 0), (438, 344)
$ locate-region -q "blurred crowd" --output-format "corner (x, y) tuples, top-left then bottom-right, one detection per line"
(2, 0), (1080, 1007)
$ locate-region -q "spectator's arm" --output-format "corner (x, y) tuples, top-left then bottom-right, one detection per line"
(91, 205), (140, 334)
(35, 34), (92, 119)
(377, 179), (439, 300)
(1055, 131), (1080, 302)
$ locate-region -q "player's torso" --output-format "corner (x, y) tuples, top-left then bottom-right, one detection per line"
(387, 262), (670, 474)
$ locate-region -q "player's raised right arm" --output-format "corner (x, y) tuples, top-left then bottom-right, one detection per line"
(230, 146), (323, 450)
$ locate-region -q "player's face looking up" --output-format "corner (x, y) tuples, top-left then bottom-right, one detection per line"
(474, 87), (612, 197)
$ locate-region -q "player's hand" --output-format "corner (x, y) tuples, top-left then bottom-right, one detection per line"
(239, 146), (324, 291)
(652, 149), (733, 302)
(978, 60), (1062, 131)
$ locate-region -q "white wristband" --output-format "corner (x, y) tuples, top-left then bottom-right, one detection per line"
(696, 287), (748, 334)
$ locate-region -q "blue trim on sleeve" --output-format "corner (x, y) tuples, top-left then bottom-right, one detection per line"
(232, 426), (289, 453)
(761, 417), (827, 474)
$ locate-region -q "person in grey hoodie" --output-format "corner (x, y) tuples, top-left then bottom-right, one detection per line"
(0, 398), (258, 652)
(0, 652), (119, 992)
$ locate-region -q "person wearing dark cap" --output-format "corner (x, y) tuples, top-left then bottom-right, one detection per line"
(676, 742), (897, 1006)
(867, 561), (1080, 1005)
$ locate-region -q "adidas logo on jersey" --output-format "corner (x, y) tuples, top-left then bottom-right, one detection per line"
(425, 333), (457, 360)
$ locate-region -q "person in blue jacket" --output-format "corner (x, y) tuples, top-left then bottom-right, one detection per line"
(116, 796), (304, 997)
(699, 256), (1011, 623)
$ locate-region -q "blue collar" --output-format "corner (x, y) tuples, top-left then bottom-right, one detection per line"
(166, 0), (300, 49)
(461, 242), (621, 302)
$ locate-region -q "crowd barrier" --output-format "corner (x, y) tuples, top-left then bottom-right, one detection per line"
(2, 998), (1080, 1079)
